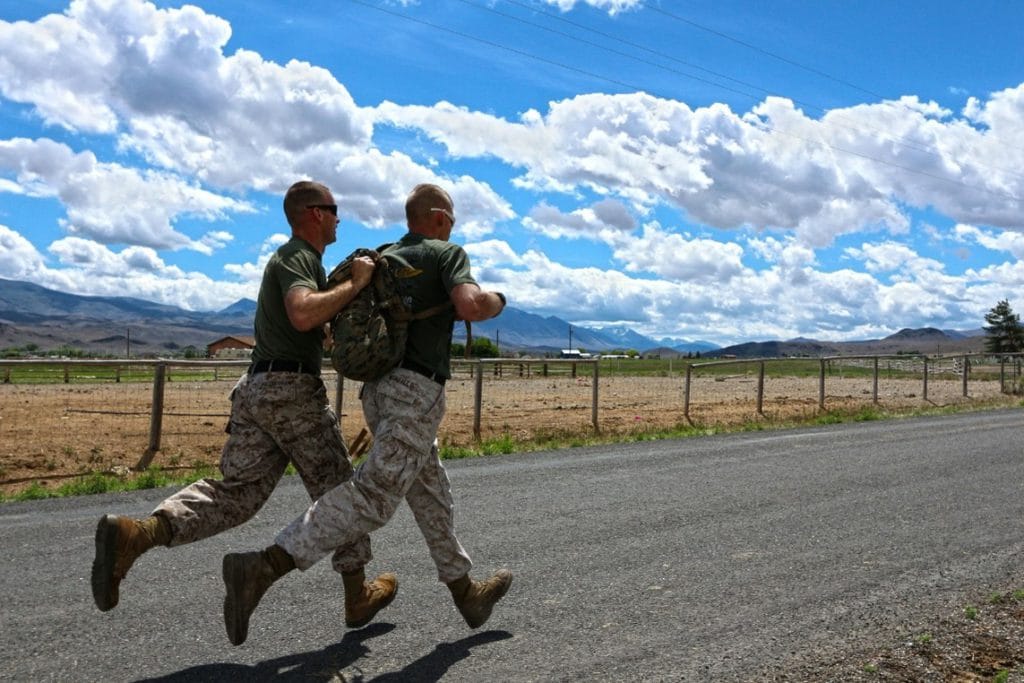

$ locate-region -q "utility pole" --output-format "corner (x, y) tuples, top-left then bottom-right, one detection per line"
(568, 325), (573, 352)
(495, 330), (500, 357)
(126, 328), (130, 359)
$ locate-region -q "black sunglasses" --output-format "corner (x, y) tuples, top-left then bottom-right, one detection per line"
(307, 204), (338, 216)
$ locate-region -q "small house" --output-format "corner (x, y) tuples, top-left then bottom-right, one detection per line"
(207, 335), (255, 359)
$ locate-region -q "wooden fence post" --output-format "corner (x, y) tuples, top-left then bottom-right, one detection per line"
(962, 354), (969, 397)
(922, 356), (929, 401)
(473, 361), (483, 442)
(872, 356), (879, 404)
(135, 362), (166, 470)
(818, 359), (826, 411)
(683, 364), (692, 422)
(591, 359), (599, 433)
(756, 360), (765, 415)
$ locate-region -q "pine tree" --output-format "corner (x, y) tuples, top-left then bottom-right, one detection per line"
(983, 299), (1024, 353)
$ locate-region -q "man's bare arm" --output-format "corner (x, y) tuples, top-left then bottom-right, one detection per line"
(284, 256), (375, 332)
(451, 283), (506, 322)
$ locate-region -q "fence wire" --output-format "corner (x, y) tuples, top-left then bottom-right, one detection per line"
(1, 355), (1021, 491)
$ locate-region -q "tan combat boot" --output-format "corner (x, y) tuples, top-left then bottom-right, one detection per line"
(222, 550), (283, 646)
(343, 569), (399, 628)
(91, 514), (170, 611)
(447, 569), (513, 628)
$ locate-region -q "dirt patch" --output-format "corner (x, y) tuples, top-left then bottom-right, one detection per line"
(763, 585), (1024, 681)
(0, 373), (1015, 495)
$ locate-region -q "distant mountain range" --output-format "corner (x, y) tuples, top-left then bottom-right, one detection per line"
(0, 279), (256, 356)
(449, 306), (717, 354)
(706, 326), (987, 358)
(0, 277), (987, 357)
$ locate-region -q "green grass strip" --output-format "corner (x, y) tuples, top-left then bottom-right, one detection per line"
(2, 399), (1021, 503)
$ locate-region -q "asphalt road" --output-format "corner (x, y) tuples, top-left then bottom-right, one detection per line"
(2, 409), (1023, 682)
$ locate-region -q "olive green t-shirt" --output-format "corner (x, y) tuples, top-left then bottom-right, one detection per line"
(387, 233), (477, 379)
(251, 237), (326, 371)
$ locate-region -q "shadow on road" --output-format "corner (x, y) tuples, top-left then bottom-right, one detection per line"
(133, 623), (513, 682)
(371, 630), (513, 681)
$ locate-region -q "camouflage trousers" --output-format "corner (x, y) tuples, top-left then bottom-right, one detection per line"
(276, 367), (473, 583)
(154, 370), (371, 575)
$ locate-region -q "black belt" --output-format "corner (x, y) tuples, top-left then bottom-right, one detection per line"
(249, 359), (320, 376)
(400, 359), (446, 386)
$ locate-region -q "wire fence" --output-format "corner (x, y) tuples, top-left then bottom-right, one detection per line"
(681, 353), (1023, 423)
(1, 353), (1021, 489)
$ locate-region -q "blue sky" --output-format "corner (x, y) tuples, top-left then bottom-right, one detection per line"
(2, 0), (1024, 346)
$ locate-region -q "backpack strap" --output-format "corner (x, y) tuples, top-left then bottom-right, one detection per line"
(377, 248), (454, 321)
(377, 243), (472, 353)
(411, 300), (454, 320)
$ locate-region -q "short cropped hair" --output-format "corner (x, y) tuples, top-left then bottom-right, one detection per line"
(283, 180), (330, 229)
(405, 183), (453, 225)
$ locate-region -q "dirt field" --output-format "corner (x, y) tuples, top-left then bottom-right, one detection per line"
(1, 370), (1018, 496)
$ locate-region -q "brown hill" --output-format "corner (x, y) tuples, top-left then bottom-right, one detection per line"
(709, 327), (986, 358)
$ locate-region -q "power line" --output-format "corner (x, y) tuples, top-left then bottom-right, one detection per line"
(346, 0), (641, 91)
(479, 0), (1024, 187)
(644, 4), (890, 103)
(643, 3), (1024, 164)
(473, 0), (768, 100)
(347, 0), (1023, 205)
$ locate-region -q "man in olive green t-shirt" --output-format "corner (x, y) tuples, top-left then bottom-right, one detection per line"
(221, 183), (514, 646)
(92, 181), (396, 631)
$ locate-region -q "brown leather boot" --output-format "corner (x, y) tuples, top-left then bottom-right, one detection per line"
(222, 550), (280, 646)
(91, 514), (169, 611)
(343, 569), (399, 628)
(447, 569), (513, 629)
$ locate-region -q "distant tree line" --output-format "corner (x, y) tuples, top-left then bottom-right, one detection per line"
(1, 342), (203, 360)
(451, 337), (501, 358)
